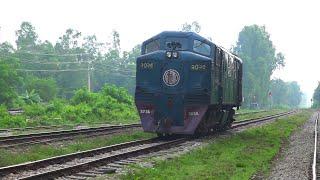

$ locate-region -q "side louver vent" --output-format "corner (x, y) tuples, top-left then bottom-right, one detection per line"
(135, 93), (153, 102)
(185, 94), (210, 104)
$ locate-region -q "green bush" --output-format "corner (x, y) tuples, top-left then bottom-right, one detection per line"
(0, 105), (27, 128)
(71, 87), (97, 105)
(26, 78), (58, 102)
(0, 84), (139, 128)
(101, 84), (133, 105)
(24, 103), (46, 117)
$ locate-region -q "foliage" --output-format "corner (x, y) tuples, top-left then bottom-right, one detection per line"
(269, 79), (302, 108)
(0, 84), (139, 128)
(15, 22), (39, 51)
(0, 56), (21, 107)
(0, 105), (27, 128)
(312, 82), (320, 108)
(234, 25), (286, 107)
(26, 77), (58, 102)
(124, 111), (311, 180)
(181, 21), (201, 33)
(12, 22), (138, 97)
(20, 90), (42, 104)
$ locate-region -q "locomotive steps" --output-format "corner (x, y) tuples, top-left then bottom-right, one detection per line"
(0, 110), (296, 180)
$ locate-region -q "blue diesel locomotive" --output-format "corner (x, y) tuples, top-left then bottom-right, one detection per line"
(135, 31), (242, 135)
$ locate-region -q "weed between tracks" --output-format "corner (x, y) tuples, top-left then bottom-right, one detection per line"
(123, 110), (312, 180)
(0, 131), (155, 167)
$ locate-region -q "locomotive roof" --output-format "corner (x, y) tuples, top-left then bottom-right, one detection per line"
(146, 31), (212, 44)
(143, 31), (242, 63)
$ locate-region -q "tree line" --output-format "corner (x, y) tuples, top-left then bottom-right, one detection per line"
(0, 22), (139, 107)
(0, 21), (303, 109)
(312, 83), (320, 108)
(184, 22), (302, 108)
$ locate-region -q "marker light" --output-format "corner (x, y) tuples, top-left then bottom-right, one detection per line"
(172, 51), (179, 58)
(166, 51), (172, 58)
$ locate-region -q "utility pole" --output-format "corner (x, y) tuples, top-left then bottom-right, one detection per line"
(87, 61), (92, 92)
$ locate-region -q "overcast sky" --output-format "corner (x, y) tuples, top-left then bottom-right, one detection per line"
(0, 0), (319, 105)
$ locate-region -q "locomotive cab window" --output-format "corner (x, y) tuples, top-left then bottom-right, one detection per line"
(193, 40), (211, 56)
(165, 37), (188, 50)
(145, 39), (160, 54)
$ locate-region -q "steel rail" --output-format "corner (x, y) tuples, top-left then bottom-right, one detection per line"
(234, 110), (267, 116)
(0, 137), (186, 180)
(0, 110), (296, 180)
(312, 112), (319, 180)
(0, 122), (132, 133)
(0, 123), (141, 148)
(0, 138), (157, 177)
(232, 110), (296, 128)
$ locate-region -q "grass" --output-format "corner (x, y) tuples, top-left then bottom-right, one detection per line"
(123, 110), (312, 180)
(0, 131), (155, 167)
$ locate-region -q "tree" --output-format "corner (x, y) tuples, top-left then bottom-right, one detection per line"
(0, 57), (21, 107)
(313, 82), (320, 108)
(269, 79), (288, 106)
(26, 77), (58, 102)
(54, 28), (87, 98)
(93, 30), (137, 94)
(0, 42), (15, 55)
(286, 81), (302, 107)
(20, 89), (42, 104)
(55, 29), (82, 52)
(15, 22), (39, 51)
(181, 21), (201, 33)
(270, 79), (302, 108)
(234, 25), (285, 107)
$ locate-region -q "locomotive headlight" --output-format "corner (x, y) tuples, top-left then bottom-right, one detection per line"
(172, 51), (179, 58)
(166, 51), (172, 58)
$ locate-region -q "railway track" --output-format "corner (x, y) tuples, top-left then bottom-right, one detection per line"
(232, 110), (295, 128)
(0, 111), (290, 148)
(0, 123), (141, 148)
(0, 109), (269, 133)
(312, 112), (319, 180)
(0, 110), (296, 180)
(234, 110), (267, 116)
(0, 122), (124, 133)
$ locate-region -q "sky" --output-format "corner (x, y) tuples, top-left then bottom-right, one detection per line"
(0, 0), (319, 106)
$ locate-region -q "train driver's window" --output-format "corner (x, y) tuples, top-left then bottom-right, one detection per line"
(215, 49), (222, 66)
(193, 40), (211, 56)
(223, 53), (228, 72)
(145, 39), (160, 54)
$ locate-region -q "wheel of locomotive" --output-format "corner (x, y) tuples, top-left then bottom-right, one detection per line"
(157, 133), (171, 139)
(226, 108), (235, 128)
(217, 108), (235, 131)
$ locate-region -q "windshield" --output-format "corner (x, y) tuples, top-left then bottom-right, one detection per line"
(193, 40), (211, 56)
(145, 39), (160, 54)
(165, 37), (188, 51)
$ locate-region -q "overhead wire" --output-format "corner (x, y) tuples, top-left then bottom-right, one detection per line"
(16, 51), (90, 57)
(16, 69), (88, 72)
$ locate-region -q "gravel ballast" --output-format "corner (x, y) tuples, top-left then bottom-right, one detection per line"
(267, 111), (317, 180)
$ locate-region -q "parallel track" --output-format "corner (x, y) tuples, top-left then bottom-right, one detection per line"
(0, 110), (296, 180)
(232, 110), (295, 128)
(0, 123), (141, 148)
(234, 110), (267, 116)
(312, 112), (319, 180)
(0, 122), (122, 133)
